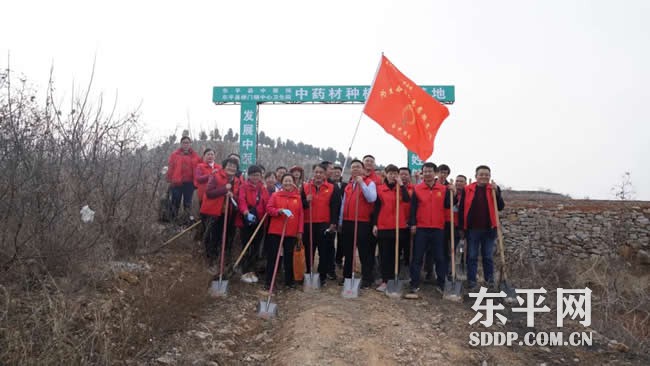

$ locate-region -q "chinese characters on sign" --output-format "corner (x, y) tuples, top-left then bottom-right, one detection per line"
(213, 85), (455, 104)
(408, 151), (424, 172)
(239, 102), (258, 172)
(469, 287), (592, 328)
(213, 85), (455, 170)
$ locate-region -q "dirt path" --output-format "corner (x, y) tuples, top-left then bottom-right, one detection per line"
(129, 240), (649, 365)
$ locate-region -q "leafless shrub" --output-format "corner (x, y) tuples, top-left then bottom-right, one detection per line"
(509, 248), (650, 354)
(0, 65), (173, 364)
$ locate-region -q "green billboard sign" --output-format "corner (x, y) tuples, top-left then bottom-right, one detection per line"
(212, 85), (455, 172)
(407, 151), (425, 173)
(213, 85), (455, 104)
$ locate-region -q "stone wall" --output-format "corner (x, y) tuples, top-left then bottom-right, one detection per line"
(498, 200), (650, 263)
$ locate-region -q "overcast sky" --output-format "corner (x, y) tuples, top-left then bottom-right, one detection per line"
(2, 0), (649, 200)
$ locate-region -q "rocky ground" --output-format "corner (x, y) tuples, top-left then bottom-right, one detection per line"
(112, 233), (649, 366)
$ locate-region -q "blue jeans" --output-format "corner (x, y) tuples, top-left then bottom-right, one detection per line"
(410, 228), (446, 289)
(467, 228), (496, 285)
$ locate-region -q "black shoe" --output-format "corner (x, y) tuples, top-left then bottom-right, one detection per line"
(327, 272), (337, 280)
(361, 281), (372, 289)
(338, 279), (345, 286)
(287, 283), (296, 289)
(320, 278), (327, 287)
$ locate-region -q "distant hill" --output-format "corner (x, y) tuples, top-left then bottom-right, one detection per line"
(502, 189), (571, 201)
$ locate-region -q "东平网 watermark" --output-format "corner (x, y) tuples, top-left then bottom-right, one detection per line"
(468, 287), (592, 347)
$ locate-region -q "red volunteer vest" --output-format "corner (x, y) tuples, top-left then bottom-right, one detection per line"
(303, 181), (334, 224)
(342, 177), (375, 223)
(413, 181), (447, 229)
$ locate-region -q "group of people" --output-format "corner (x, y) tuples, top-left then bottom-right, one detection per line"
(166, 136), (505, 296)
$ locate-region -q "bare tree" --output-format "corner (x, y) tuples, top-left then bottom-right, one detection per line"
(612, 172), (635, 200)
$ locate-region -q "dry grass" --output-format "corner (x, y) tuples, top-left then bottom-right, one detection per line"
(0, 241), (209, 365)
(508, 248), (650, 354)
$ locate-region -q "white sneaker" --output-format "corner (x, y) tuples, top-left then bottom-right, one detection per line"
(241, 272), (253, 283)
(250, 273), (259, 283)
(376, 282), (387, 292)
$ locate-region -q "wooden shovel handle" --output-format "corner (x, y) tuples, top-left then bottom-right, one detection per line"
(233, 213), (268, 267)
(491, 186), (507, 281)
(394, 184), (399, 277)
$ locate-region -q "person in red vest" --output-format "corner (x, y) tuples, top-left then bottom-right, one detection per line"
(194, 149), (220, 208)
(399, 166), (415, 267)
(362, 155), (383, 186)
(302, 163), (339, 287)
(265, 174), (304, 290)
(320, 160), (341, 280)
(458, 165), (505, 291)
(238, 165), (270, 283)
(371, 164), (410, 292)
(193, 149), (219, 239)
(362, 154), (382, 282)
(199, 158), (240, 268)
(338, 159), (377, 289)
(166, 136), (202, 221)
(409, 162), (455, 294)
(437, 164), (455, 279)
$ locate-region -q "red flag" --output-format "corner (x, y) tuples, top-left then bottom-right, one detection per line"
(363, 55), (450, 161)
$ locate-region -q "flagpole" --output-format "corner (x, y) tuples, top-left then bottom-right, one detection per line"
(341, 53), (384, 174)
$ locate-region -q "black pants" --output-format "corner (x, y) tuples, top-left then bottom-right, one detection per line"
(203, 214), (235, 260)
(377, 229), (409, 282)
(170, 182), (194, 220)
(410, 228), (446, 289)
(303, 222), (334, 277)
(203, 215), (224, 259)
(369, 231), (378, 277)
(399, 228), (411, 267)
(335, 232), (344, 265)
(341, 220), (373, 283)
(240, 221), (264, 273)
(265, 234), (297, 287)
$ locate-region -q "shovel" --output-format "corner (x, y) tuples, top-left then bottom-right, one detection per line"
(147, 220), (202, 254)
(386, 184), (403, 298)
(443, 182), (463, 302)
(257, 217), (288, 319)
(342, 187), (361, 299)
(231, 213), (268, 276)
(491, 184), (516, 303)
(303, 198), (320, 291)
(209, 199), (230, 297)
(457, 239), (467, 281)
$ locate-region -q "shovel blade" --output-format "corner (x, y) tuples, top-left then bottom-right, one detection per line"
(443, 280), (463, 302)
(341, 277), (361, 299)
(303, 273), (321, 291)
(499, 281), (517, 304)
(385, 279), (404, 298)
(457, 264), (467, 281)
(208, 279), (228, 297)
(256, 300), (277, 319)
